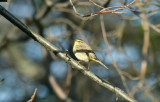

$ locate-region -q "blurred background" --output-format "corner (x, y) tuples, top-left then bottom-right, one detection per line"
(0, 0), (160, 102)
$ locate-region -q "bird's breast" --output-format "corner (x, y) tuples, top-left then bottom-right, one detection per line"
(75, 52), (89, 62)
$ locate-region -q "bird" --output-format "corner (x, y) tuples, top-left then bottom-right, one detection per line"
(73, 39), (108, 69)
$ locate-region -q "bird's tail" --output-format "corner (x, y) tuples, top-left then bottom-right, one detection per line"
(97, 60), (108, 69)
(89, 57), (108, 69)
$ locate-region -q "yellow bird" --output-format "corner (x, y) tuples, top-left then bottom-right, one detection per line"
(73, 39), (108, 69)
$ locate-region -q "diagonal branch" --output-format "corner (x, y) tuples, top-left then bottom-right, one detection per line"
(49, 75), (74, 102)
(0, 5), (137, 102)
(27, 88), (37, 102)
(100, 15), (130, 94)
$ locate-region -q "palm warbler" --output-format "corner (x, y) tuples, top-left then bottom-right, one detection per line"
(73, 39), (108, 69)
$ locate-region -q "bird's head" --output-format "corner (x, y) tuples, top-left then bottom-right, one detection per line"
(74, 39), (85, 45)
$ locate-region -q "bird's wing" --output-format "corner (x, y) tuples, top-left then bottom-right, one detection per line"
(75, 42), (92, 52)
(88, 51), (98, 59)
(80, 42), (98, 59)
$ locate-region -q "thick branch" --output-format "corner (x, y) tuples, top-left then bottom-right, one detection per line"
(0, 5), (137, 102)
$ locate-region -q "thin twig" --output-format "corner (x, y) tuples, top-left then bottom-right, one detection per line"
(130, 1), (150, 96)
(122, 71), (139, 80)
(140, 9), (150, 82)
(148, 22), (160, 33)
(49, 75), (74, 102)
(88, 0), (104, 9)
(65, 67), (72, 95)
(70, 0), (137, 17)
(100, 15), (130, 94)
(27, 88), (37, 102)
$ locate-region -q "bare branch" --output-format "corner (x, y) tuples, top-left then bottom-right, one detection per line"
(27, 88), (37, 102)
(100, 15), (130, 94)
(70, 0), (137, 17)
(49, 75), (74, 102)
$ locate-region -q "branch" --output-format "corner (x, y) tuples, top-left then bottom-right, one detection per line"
(0, 5), (137, 102)
(49, 75), (74, 102)
(70, 0), (137, 17)
(27, 88), (37, 102)
(100, 15), (130, 94)
(130, 1), (150, 96)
